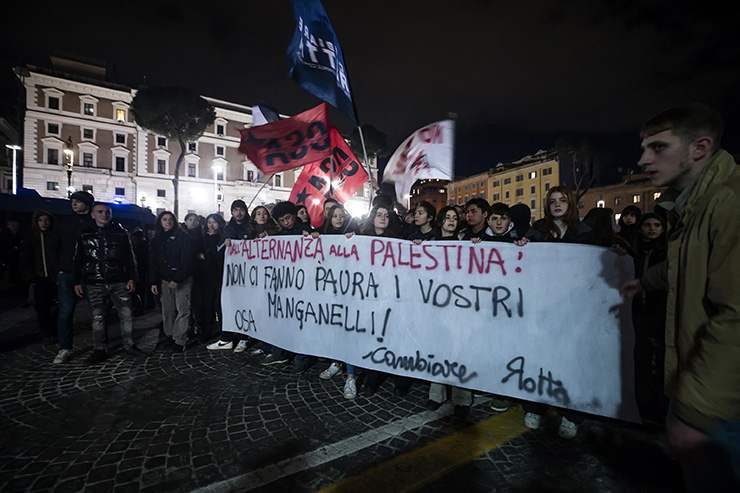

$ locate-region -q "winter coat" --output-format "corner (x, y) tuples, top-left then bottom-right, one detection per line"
(149, 228), (194, 284)
(224, 219), (254, 240)
(641, 150), (740, 431)
(484, 223), (521, 243)
(22, 211), (61, 281)
(633, 236), (667, 341)
(458, 226), (492, 241)
(527, 219), (593, 244)
(73, 222), (137, 285)
(201, 233), (225, 293)
(407, 226), (441, 241)
(57, 212), (95, 273)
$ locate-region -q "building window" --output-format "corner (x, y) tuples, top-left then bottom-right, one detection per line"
(217, 169), (224, 181)
(115, 133), (126, 145)
(633, 194), (641, 203)
(216, 145), (225, 157)
(614, 196), (622, 206)
(47, 148), (59, 165)
(82, 128), (94, 140)
(187, 163), (196, 177)
(247, 170), (255, 182)
(83, 103), (95, 116)
(543, 167), (552, 176)
(530, 199), (536, 209)
(157, 136), (167, 148)
(216, 124), (225, 136)
(503, 178), (511, 185)
(493, 193), (500, 201)
(505, 191), (510, 199)
(653, 192), (661, 200)
(274, 174), (282, 187)
(530, 185), (536, 194)
(492, 180), (499, 187)
(82, 153), (93, 167)
(82, 184), (93, 193)
(46, 181), (59, 191)
(597, 199), (606, 208)
(48, 97), (59, 110)
(516, 174), (524, 182)
(115, 156), (126, 172)
(115, 108), (126, 122)
(188, 142), (197, 153)
(545, 182), (550, 191)
(115, 187), (125, 196)
(157, 189), (166, 197)
(529, 171), (537, 179)
(157, 159), (166, 174)
(156, 208), (165, 215)
(516, 188), (524, 197)
(47, 122), (60, 136)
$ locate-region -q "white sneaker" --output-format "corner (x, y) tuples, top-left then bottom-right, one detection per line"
(53, 349), (71, 364)
(207, 340), (233, 351)
(558, 416), (578, 439)
(249, 347), (264, 356)
(319, 362), (342, 380)
(343, 376), (357, 399)
(234, 340), (248, 353)
(523, 412), (542, 430)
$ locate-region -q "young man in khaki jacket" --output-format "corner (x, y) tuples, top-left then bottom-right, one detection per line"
(622, 104), (739, 491)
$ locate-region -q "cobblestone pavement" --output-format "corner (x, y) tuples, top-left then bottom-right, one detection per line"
(1, 308), (682, 493)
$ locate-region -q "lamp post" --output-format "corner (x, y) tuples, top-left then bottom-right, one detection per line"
(5, 144), (21, 195)
(211, 164), (223, 212)
(63, 137), (74, 198)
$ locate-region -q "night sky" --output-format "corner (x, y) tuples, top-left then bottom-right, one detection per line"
(2, 0), (740, 178)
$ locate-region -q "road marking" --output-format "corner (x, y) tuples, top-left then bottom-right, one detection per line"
(318, 406), (526, 493)
(192, 397), (508, 492)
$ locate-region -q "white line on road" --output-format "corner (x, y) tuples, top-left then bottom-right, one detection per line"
(191, 396), (490, 493)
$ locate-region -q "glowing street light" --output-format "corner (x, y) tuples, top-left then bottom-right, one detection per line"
(63, 137), (75, 198)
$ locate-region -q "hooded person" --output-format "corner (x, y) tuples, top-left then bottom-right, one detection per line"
(617, 204), (642, 251)
(509, 203), (532, 239)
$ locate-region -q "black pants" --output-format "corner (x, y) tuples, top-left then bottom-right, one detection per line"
(197, 286), (222, 342)
(33, 277), (57, 338)
(634, 336), (669, 422)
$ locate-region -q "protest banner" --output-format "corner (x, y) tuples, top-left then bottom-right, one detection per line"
(221, 235), (639, 422)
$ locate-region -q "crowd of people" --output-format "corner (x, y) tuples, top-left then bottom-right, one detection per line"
(0, 104), (737, 491)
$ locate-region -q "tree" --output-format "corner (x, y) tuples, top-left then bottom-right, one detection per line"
(555, 136), (596, 203)
(132, 86), (216, 217)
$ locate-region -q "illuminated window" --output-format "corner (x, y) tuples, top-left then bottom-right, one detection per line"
(653, 192), (661, 200)
(597, 199), (605, 208)
(529, 171), (537, 179)
(633, 194), (641, 203)
(83, 103), (95, 116)
(115, 108), (126, 122)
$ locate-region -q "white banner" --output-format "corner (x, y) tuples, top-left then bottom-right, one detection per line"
(382, 120), (455, 203)
(222, 235), (639, 421)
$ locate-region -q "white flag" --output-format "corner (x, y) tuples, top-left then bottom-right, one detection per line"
(383, 120), (454, 203)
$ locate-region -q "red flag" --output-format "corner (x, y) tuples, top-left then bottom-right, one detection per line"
(289, 127), (369, 227)
(238, 103), (331, 174)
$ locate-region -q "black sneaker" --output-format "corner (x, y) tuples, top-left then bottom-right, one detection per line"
(87, 350), (108, 365)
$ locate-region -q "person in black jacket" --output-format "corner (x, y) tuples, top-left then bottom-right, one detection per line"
(408, 201), (440, 241)
(459, 198), (491, 241)
(73, 203), (142, 364)
(528, 186), (593, 244)
(632, 212), (669, 423)
(198, 214), (226, 344)
(150, 211), (195, 352)
(209, 200), (254, 352)
(183, 213), (204, 339)
(21, 210), (61, 341)
(617, 204), (642, 253)
(53, 191), (95, 364)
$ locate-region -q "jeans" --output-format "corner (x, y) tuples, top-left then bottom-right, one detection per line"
(86, 282), (134, 351)
(56, 272), (77, 350)
(160, 278), (192, 346)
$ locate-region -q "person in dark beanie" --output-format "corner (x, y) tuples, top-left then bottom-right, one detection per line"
(150, 211), (196, 352)
(52, 190), (95, 364)
(509, 203), (532, 239)
(210, 200), (254, 352)
(73, 203), (142, 364)
(21, 210), (61, 342)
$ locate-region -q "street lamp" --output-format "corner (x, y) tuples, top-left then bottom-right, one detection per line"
(63, 137), (75, 198)
(4, 144), (21, 195)
(211, 164), (223, 212)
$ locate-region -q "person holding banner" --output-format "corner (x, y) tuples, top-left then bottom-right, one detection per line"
(408, 201), (441, 242)
(251, 206), (280, 238)
(523, 186), (593, 438)
(459, 198), (491, 241)
(437, 206), (461, 239)
(316, 204), (360, 399)
(208, 200), (254, 352)
(296, 205), (311, 227)
(197, 214), (226, 344)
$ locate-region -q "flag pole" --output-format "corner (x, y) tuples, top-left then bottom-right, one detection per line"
(246, 172), (276, 210)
